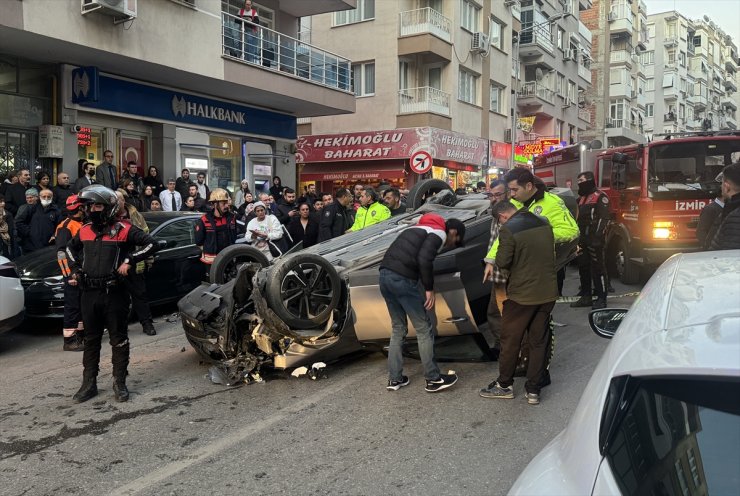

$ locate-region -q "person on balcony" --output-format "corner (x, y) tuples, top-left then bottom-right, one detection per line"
(238, 0), (260, 63)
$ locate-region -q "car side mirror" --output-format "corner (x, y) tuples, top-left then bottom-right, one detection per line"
(588, 308), (628, 339)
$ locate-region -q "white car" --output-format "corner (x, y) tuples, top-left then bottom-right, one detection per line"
(509, 250), (740, 495)
(0, 256), (25, 333)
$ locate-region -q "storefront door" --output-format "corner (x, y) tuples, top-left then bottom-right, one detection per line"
(0, 129), (34, 176)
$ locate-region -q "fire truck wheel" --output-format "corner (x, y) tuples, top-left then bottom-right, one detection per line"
(616, 237), (640, 285)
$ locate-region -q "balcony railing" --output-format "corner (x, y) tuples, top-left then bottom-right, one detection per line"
(578, 21), (592, 44)
(399, 7), (451, 43)
(520, 27), (554, 55)
(518, 81), (555, 104)
(221, 12), (352, 93)
(607, 118), (643, 132)
(578, 63), (591, 82)
(610, 50), (634, 65)
(398, 86), (451, 116)
(664, 112), (677, 122)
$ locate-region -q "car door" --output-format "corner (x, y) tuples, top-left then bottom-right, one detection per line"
(148, 218), (204, 303)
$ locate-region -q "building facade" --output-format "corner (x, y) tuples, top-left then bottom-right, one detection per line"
(1, 0), (356, 195)
(296, 0), (593, 193)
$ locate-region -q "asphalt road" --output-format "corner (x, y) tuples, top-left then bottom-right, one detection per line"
(0, 274), (640, 496)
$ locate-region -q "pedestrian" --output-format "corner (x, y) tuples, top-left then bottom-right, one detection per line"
(349, 187), (390, 232)
(175, 168), (194, 199)
(322, 192), (333, 206)
(55, 194), (86, 351)
(268, 176), (283, 199)
(96, 150), (118, 190)
(570, 171), (610, 310)
(120, 178), (144, 212)
(35, 170), (52, 192)
(234, 179), (252, 210)
(479, 201), (557, 405)
(160, 179), (183, 212)
(352, 183), (364, 210)
(186, 184), (207, 212)
(709, 162), (740, 250)
(0, 170), (17, 196)
(287, 202), (319, 249)
(66, 185), (161, 403)
(4, 168), (32, 216)
(141, 185), (156, 211)
(143, 166), (164, 195)
(382, 187), (407, 217)
(0, 194), (17, 259)
(15, 189), (63, 254)
(52, 171), (74, 210)
(74, 160), (96, 193)
(276, 187), (299, 226)
(298, 183), (318, 208)
(121, 161), (143, 194)
(115, 190), (157, 336)
(481, 179), (509, 359)
(245, 201), (284, 260)
(318, 188), (353, 242)
(149, 199), (163, 211)
(380, 213), (464, 392)
(194, 188), (238, 267)
(697, 172), (725, 250)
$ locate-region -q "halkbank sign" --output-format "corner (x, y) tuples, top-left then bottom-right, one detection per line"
(171, 95), (246, 125)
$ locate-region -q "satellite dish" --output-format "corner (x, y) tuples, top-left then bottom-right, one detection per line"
(535, 67), (544, 81)
(703, 15), (710, 22)
(590, 139), (603, 150)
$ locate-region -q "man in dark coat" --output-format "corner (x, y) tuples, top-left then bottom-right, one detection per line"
(4, 168), (32, 216)
(15, 189), (63, 253)
(53, 172), (75, 210)
(175, 168), (195, 200)
(709, 162), (740, 250)
(275, 187), (298, 226)
(318, 188), (353, 242)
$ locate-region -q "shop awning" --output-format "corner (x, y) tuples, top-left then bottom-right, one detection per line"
(299, 162), (405, 182)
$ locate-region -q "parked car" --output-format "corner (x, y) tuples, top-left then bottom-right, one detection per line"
(0, 256), (25, 333)
(509, 249), (740, 495)
(178, 180), (578, 380)
(14, 212), (206, 318)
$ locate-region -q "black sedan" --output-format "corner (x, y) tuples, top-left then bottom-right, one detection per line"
(15, 212), (206, 318)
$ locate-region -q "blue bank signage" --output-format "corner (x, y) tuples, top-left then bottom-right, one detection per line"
(70, 68), (295, 140)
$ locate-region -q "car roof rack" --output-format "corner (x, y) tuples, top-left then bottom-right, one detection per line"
(652, 130), (740, 140)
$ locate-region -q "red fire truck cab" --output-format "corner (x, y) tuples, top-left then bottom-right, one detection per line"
(534, 132), (740, 283)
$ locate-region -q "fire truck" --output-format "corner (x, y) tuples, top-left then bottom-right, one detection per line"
(533, 132), (740, 283)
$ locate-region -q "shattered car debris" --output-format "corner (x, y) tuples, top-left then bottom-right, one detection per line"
(179, 179), (577, 377)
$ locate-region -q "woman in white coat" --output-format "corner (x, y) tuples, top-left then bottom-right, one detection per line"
(245, 201), (283, 260)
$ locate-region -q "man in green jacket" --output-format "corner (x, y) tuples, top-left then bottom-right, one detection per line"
(349, 187), (390, 232)
(480, 201), (558, 405)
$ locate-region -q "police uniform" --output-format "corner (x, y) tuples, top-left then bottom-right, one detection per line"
(349, 201), (391, 231)
(67, 185), (160, 403)
(572, 183), (610, 309)
(55, 196), (84, 351)
(318, 201), (353, 242)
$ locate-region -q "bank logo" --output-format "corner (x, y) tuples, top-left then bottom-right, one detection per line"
(73, 72), (90, 99)
(71, 66), (99, 103)
(170, 94), (246, 125)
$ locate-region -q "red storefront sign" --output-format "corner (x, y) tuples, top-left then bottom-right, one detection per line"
(489, 141), (512, 166)
(299, 162), (404, 182)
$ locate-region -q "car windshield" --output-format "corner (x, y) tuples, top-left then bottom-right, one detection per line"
(648, 139), (740, 194)
(145, 219), (161, 232)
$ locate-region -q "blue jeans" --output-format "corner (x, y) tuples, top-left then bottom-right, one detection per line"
(379, 268), (441, 382)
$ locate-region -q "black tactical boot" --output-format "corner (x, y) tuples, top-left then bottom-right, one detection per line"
(570, 296), (593, 308)
(592, 297), (607, 310)
(113, 379), (129, 402)
(142, 320), (156, 336)
(73, 376), (98, 403)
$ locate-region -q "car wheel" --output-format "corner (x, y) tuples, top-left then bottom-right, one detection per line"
(615, 237), (640, 285)
(407, 179), (456, 210)
(210, 245), (270, 284)
(265, 253), (342, 329)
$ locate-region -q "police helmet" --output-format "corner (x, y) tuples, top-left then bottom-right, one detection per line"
(78, 184), (120, 222)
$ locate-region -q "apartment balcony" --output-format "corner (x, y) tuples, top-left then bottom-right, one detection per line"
(278, 0), (356, 17)
(610, 50), (634, 69)
(578, 107), (591, 124)
(399, 87), (450, 116)
(608, 9), (634, 35)
(605, 118), (644, 143)
(398, 8), (452, 63)
(664, 112), (678, 122)
(663, 85), (679, 101)
(663, 36), (679, 48)
(610, 81), (633, 99)
(636, 91), (648, 109)
(519, 29), (556, 68)
(578, 21), (593, 45)
(579, 0), (593, 11)
(723, 97), (738, 112)
(221, 13), (355, 115)
(725, 77), (738, 93)
(578, 63), (591, 84)
(517, 81), (556, 116)
(726, 57), (738, 73)
(725, 112), (738, 129)
(638, 0), (648, 14)
(689, 94), (709, 110)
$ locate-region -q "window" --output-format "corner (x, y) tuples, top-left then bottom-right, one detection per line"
(490, 83), (504, 113)
(641, 50), (654, 65)
(646, 103), (654, 117)
(598, 159), (612, 188)
(665, 20), (677, 38)
(461, 0), (480, 32)
(399, 61), (409, 90)
(662, 73), (675, 88)
(679, 104), (685, 119)
(557, 27), (565, 51)
(693, 35), (702, 47)
(491, 18), (504, 50)
(679, 51), (686, 67)
(333, 0), (374, 26)
(155, 219), (194, 248)
(458, 69), (478, 105)
(567, 80), (577, 104)
(352, 62), (375, 96)
(666, 48), (676, 65)
(556, 73), (566, 97)
(648, 23), (656, 38)
(646, 78), (655, 91)
(610, 68), (624, 85)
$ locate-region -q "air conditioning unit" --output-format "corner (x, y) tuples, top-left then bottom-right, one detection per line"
(608, 12), (617, 21)
(81, 0), (137, 20)
(563, 49), (575, 61)
(471, 32), (490, 54)
(562, 98), (572, 108)
(503, 0), (518, 6)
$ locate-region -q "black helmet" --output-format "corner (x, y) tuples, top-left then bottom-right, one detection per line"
(78, 184), (120, 224)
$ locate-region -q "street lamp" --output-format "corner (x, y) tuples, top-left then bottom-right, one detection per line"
(510, 12), (571, 170)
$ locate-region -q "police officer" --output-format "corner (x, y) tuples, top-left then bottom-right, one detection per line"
(194, 188), (237, 267)
(56, 195), (85, 352)
(318, 188), (353, 242)
(349, 187), (390, 232)
(67, 185), (161, 403)
(571, 171), (610, 309)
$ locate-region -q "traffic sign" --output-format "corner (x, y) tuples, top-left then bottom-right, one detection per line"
(410, 150), (433, 174)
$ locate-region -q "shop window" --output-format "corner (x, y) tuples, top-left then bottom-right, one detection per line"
(77, 127), (108, 171)
(209, 135), (241, 193)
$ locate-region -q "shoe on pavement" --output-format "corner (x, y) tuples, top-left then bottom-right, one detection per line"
(142, 320), (156, 336)
(72, 377), (98, 403)
(592, 298), (607, 310)
(386, 376), (410, 391)
(570, 296), (593, 308)
(113, 381), (129, 402)
(525, 392), (540, 405)
(425, 372), (458, 393)
(479, 381), (514, 399)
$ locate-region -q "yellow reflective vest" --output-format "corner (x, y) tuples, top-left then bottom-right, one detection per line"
(350, 201), (391, 231)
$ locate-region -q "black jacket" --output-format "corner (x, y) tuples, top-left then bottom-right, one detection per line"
(0, 211), (16, 259)
(697, 199), (724, 250)
(276, 198), (297, 226)
(73, 175), (95, 193)
(287, 217), (319, 249)
(379, 214), (446, 291)
(194, 210), (238, 260)
(576, 187), (610, 244)
(15, 202), (63, 253)
(709, 193), (740, 250)
(4, 182), (30, 216)
(318, 202), (353, 242)
(52, 185), (74, 210)
(175, 177), (195, 200)
(143, 175), (165, 195)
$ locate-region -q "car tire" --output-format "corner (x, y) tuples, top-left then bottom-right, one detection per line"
(616, 237), (640, 285)
(210, 245), (270, 284)
(407, 179), (456, 210)
(265, 253), (342, 329)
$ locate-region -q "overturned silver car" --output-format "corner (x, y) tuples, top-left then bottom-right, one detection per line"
(178, 180), (576, 380)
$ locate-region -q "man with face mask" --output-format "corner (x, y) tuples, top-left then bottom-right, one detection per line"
(194, 188), (238, 269)
(66, 185), (162, 403)
(570, 171), (610, 309)
(15, 189), (63, 253)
